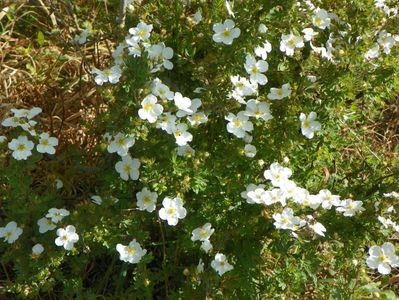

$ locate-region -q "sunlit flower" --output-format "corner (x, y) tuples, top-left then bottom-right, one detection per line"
(377, 30), (395, 54)
(8, 135), (34, 160)
(273, 207), (306, 231)
(174, 92), (193, 116)
(92, 65), (122, 85)
(225, 111), (254, 138)
(254, 41), (272, 60)
(136, 187), (158, 212)
(280, 33), (304, 56)
(318, 189), (341, 209)
(302, 28), (318, 41)
(299, 112), (321, 139)
(201, 239), (213, 253)
(244, 99), (272, 121)
(191, 223), (215, 242)
(211, 253), (234, 276)
(156, 112), (177, 134)
(0, 221), (23, 244)
(128, 21), (153, 42)
(37, 133), (58, 154)
(267, 83), (292, 100)
(312, 8), (331, 29)
(152, 79), (174, 101)
(336, 199), (365, 216)
(55, 225), (79, 250)
(177, 98), (202, 118)
(241, 183), (266, 204)
(147, 42), (174, 71)
(188, 112), (208, 126)
(366, 242), (399, 275)
(115, 156), (140, 181)
(212, 19), (240, 45)
(159, 197), (187, 226)
(138, 94), (164, 123)
(244, 54), (268, 85)
(264, 162), (292, 187)
(116, 239), (147, 264)
(306, 215), (326, 236)
(107, 133), (135, 157)
(173, 123), (193, 146)
(364, 44), (380, 60)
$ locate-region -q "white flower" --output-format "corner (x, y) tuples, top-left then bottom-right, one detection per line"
(191, 223), (215, 242)
(302, 28), (318, 42)
(299, 112), (321, 139)
(263, 162), (292, 187)
(267, 83), (292, 100)
(378, 31), (395, 54)
(46, 208), (70, 224)
(152, 79), (174, 100)
(230, 75), (258, 98)
(36, 132), (58, 154)
(73, 29), (89, 44)
(366, 242), (399, 275)
(92, 65), (122, 85)
(244, 144), (257, 158)
(177, 98), (202, 118)
(37, 217), (56, 233)
(293, 189), (321, 209)
(116, 239), (147, 264)
(312, 8), (331, 29)
(192, 10), (202, 24)
(0, 221), (23, 244)
(147, 42), (174, 71)
(365, 44), (380, 60)
(136, 187), (158, 212)
(173, 123), (193, 146)
(128, 21), (153, 42)
(55, 179), (63, 190)
(91, 195), (103, 205)
(159, 197), (187, 226)
(188, 112), (208, 126)
(55, 225), (79, 250)
(247, 187), (268, 205)
(244, 54), (268, 85)
(125, 36), (142, 57)
(254, 41), (272, 60)
(112, 43), (126, 65)
(197, 259), (204, 273)
(200, 239), (213, 253)
(211, 253), (234, 276)
(176, 145), (196, 157)
(12, 107), (42, 119)
(266, 188), (287, 206)
(156, 113), (177, 134)
(138, 94), (164, 123)
(212, 19), (240, 45)
(318, 189), (341, 209)
(32, 243), (44, 256)
(280, 33), (304, 56)
(225, 111), (254, 138)
(107, 133), (135, 157)
(115, 156), (140, 181)
(241, 184), (265, 203)
(244, 99), (272, 121)
(8, 135), (34, 160)
(337, 199), (365, 216)
(174, 92), (193, 116)
(0, 135), (6, 143)
(306, 215), (326, 237)
(273, 207), (306, 231)
(258, 24), (268, 34)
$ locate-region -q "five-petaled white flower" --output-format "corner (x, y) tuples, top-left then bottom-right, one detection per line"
(312, 8), (331, 29)
(136, 187), (158, 212)
(116, 239), (147, 264)
(280, 33), (304, 56)
(157, 112), (177, 134)
(336, 199), (365, 216)
(299, 112), (321, 139)
(254, 41), (272, 60)
(174, 92), (193, 116)
(211, 253), (234, 276)
(115, 156), (140, 181)
(264, 162), (292, 187)
(173, 123), (193, 146)
(267, 83), (292, 100)
(244, 99), (273, 121)
(46, 208), (70, 224)
(159, 197), (187, 226)
(225, 111), (254, 138)
(138, 94), (164, 123)
(152, 79), (174, 100)
(0, 221), (23, 244)
(318, 189), (341, 209)
(241, 184), (266, 204)
(244, 55), (268, 85)
(55, 225), (79, 250)
(191, 223), (215, 242)
(37, 217), (57, 233)
(128, 21), (153, 42)
(92, 66), (122, 85)
(366, 242), (399, 275)
(147, 42), (174, 71)
(212, 19), (241, 45)
(37, 132), (58, 154)
(8, 135), (34, 160)
(273, 207), (306, 231)
(107, 133), (135, 157)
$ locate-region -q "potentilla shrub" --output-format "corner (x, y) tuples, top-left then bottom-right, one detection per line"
(1, 0), (399, 298)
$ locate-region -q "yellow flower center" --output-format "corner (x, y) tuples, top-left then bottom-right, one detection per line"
(143, 103), (153, 112)
(315, 17), (322, 26)
(199, 229), (208, 238)
(287, 39), (295, 47)
(303, 120), (311, 128)
(17, 144), (26, 151)
(222, 29), (231, 37)
(127, 246), (137, 255)
(41, 139), (49, 146)
(167, 208), (176, 215)
(123, 164), (132, 173)
(175, 130), (182, 137)
(5, 231), (12, 238)
(117, 138), (126, 146)
(143, 196), (151, 204)
(234, 120), (242, 128)
(250, 66), (259, 74)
